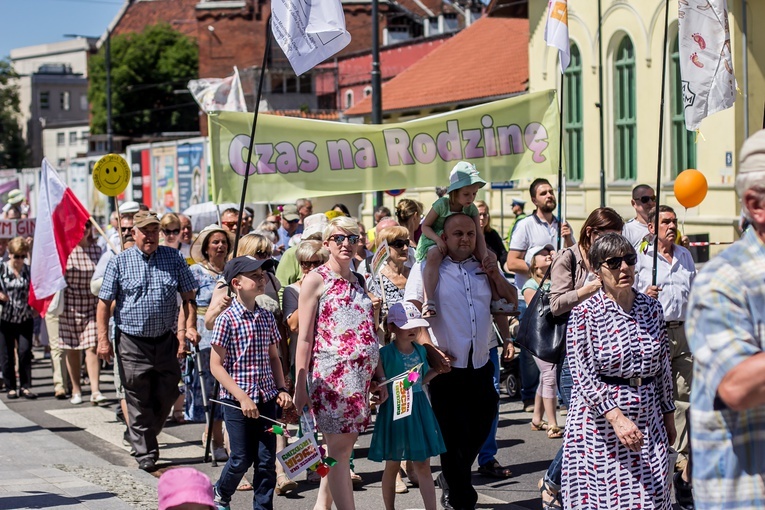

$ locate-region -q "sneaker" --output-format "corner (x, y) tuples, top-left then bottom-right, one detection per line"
(214, 488), (230, 510)
(70, 394), (82, 405)
(213, 446), (229, 462)
(491, 298), (518, 315)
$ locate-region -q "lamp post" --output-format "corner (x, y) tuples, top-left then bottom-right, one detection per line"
(65, 31), (112, 154)
(371, 0), (384, 209)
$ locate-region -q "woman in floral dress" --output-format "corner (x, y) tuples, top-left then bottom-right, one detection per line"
(294, 216), (388, 510)
(562, 233), (675, 509)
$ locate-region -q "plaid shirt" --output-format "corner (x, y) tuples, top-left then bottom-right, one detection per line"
(210, 297), (280, 403)
(687, 228), (765, 509)
(99, 246), (196, 337)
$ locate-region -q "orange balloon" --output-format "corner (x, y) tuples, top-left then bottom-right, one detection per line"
(674, 169), (708, 208)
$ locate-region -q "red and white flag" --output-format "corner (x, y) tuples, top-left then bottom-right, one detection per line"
(678, 0), (736, 131)
(545, 0), (570, 73)
(28, 159), (90, 316)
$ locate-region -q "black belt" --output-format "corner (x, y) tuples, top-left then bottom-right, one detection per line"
(666, 321), (684, 328)
(600, 375), (654, 387)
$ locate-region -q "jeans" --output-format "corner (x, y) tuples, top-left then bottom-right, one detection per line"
(544, 353), (573, 491)
(216, 399), (277, 509)
(478, 347), (501, 466)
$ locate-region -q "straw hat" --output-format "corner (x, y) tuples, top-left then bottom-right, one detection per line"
(190, 224), (234, 264)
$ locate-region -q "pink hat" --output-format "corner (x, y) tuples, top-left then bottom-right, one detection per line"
(158, 468), (215, 510)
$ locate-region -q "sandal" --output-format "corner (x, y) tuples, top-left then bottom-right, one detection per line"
(538, 478), (563, 510)
(421, 301), (437, 318)
(275, 473), (298, 495)
(530, 420), (549, 431)
(477, 460), (513, 479)
(7, 389), (18, 399)
(237, 480), (253, 491)
(547, 426), (564, 439)
(20, 388), (37, 400)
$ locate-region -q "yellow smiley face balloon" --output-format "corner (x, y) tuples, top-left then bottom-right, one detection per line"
(93, 154), (131, 197)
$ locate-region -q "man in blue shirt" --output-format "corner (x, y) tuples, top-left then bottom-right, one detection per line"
(96, 211), (198, 472)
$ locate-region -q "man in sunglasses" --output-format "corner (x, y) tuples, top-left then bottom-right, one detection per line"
(219, 207), (241, 235)
(623, 184), (656, 250)
(273, 204), (302, 259)
(686, 129), (765, 510)
(633, 205), (696, 507)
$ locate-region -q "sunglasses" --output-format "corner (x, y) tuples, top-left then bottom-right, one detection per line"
(255, 250), (272, 259)
(287, 218), (300, 224)
(11, 254), (26, 260)
(328, 234), (360, 246)
(638, 195), (657, 204)
(300, 260), (323, 270)
(388, 239), (409, 249)
(602, 253), (638, 270)
(163, 229), (180, 236)
(121, 226), (133, 232)
(221, 221), (238, 228)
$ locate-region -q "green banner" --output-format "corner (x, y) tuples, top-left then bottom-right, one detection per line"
(208, 90), (560, 203)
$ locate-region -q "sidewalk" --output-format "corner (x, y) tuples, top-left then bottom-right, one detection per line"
(0, 398), (156, 510)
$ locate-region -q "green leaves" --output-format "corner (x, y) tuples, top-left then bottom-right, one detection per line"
(0, 58), (30, 169)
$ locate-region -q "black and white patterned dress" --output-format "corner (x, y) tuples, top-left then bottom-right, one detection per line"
(562, 291), (674, 510)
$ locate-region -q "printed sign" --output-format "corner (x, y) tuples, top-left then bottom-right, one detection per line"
(276, 434), (323, 478)
(392, 379), (413, 421)
(370, 240), (390, 276)
(0, 219), (36, 238)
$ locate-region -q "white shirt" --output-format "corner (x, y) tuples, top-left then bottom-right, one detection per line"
(404, 256), (492, 369)
(622, 218), (650, 251)
(634, 244), (696, 321)
(509, 213), (572, 289)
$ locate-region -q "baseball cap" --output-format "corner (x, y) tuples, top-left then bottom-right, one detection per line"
(387, 302), (430, 330)
(302, 213), (329, 240)
(524, 244), (554, 266)
(446, 161), (487, 193)
(133, 210), (160, 229)
(119, 201), (141, 214)
(223, 255), (274, 283)
(739, 129), (765, 174)
(6, 189), (23, 205)
(157, 467), (215, 510)
(281, 204), (300, 222)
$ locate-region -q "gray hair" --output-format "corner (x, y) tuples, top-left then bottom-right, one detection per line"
(323, 216), (359, 241)
(588, 232), (635, 271)
(251, 228), (278, 245)
(735, 171), (765, 221)
(296, 239), (329, 263)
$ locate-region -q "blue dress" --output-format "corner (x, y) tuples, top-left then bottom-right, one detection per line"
(369, 343), (446, 462)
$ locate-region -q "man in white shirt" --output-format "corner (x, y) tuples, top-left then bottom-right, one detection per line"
(623, 184), (656, 250)
(634, 205), (696, 480)
(178, 214), (193, 258)
(405, 213), (517, 510)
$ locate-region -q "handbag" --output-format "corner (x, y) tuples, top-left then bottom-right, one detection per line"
(514, 249), (575, 364)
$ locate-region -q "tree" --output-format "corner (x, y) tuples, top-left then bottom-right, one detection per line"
(0, 58), (31, 169)
(88, 24), (199, 138)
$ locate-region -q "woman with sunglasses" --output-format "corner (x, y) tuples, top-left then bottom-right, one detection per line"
(60, 222), (104, 405)
(561, 233), (675, 510)
(366, 226), (411, 340)
(0, 237), (36, 399)
(160, 213), (182, 251)
(294, 216), (388, 510)
(538, 207), (624, 508)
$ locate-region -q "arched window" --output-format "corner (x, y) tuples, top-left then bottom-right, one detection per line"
(670, 36), (696, 178)
(614, 37), (637, 181)
(363, 86), (372, 98)
(344, 90), (354, 109)
(564, 44), (583, 182)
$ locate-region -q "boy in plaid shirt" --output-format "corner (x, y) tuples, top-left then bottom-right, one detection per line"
(210, 256), (293, 510)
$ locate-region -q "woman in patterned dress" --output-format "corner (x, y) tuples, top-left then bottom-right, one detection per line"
(294, 216), (388, 510)
(366, 226), (411, 341)
(60, 221), (105, 405)
(561, 233), (676, 509)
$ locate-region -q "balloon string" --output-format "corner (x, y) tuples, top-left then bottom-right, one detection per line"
(682, 207), (687, 233)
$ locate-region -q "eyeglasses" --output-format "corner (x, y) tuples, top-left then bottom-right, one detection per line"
(328, 234), (360, 246)
(638, 195), (657, 204)
(221, 221), (238, 229)
(11, 254), (26, 260)
(601, 253), (638, 270)
(163, 229), (180, 236)
(388, 239), (409, 250)
(255, 250), (272, 259)
(121, 226), (133, 232)
(300, 259), (323, 270)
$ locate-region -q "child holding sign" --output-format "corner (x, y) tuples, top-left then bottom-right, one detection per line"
(369, 302), (445, 510)
(209, 256), (293, 510)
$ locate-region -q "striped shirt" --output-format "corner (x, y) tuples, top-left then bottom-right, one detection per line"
(687, 228), (765, 509)
(99, 246), (196, 337)
(210, 298), (280, 403)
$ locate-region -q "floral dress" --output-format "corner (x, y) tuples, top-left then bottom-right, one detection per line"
(309, 264), (379, 434)
(562, 291), (675, 509)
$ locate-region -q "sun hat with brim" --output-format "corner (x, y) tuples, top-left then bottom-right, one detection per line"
(303, 213), (329, 239)
(190, 224), (234, 264)
(158, 467), (215, 510)
(387, 302), (430, 330)
(119, 201), (141, 214)
(6, 189), (23, 205)
(524, 244), (555, 267)
(446, 161), (487, 193)
(133, 211), (160, 229)
(223, 255), (275, 283)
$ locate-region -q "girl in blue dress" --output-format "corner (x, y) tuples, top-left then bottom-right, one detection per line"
(369, 302), (446, 510)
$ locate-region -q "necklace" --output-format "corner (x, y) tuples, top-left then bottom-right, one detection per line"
(203, 260), (224, 275)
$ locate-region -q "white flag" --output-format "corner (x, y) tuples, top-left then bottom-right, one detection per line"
(544, 0), (570, 73)
(187, 66), (247, 114)
(678, 0), (736, 131)
(270, 0), (351, 76)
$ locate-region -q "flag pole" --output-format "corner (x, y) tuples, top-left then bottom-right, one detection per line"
(651, 0), (670, 286)
(204, 16), (273, 466)
(557, 76), (565, 251)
